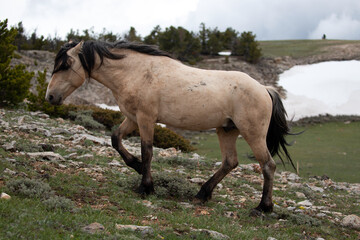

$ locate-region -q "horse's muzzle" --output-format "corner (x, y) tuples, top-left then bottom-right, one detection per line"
(46, 93), (63, 105)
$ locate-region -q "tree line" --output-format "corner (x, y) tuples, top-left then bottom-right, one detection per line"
(12, 21), (262, 64)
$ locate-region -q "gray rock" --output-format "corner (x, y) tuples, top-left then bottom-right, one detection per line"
(0, 192), (11, 200)
(115, 224), (154, 237)
(190, 153), (201, 161)
(267, 237), (277, 240)
(306, 184), (324, 193)
(64, 153), (77, 159)
(27, 152), (65, 161)
(82, 222), (105, 234)
(0, 119), (9, 128)
(189, 178), (205, 184)
(297, 200), (313, 207)
(287, 173), (301, 182)
(214, 161), (222, 167)
(191, 228), (230, 240)
(3, 168), (16, 176)
(316, 213), (327, 218)
(19, 124), (38, 132)
(72, 133), (111, 146)
(295, 192), (306, 198)
(2, 141), (16, 151)
(76, 154), (94, 160)
(108, 159), (122, 167)
(50, 127), (71, 135)
(29, 111), (49, 119)
(341, 214), (360, 229)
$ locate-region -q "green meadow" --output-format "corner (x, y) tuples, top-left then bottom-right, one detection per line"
(194, 121), (360, 183)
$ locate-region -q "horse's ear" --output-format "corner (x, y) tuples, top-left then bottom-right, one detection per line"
(68, 41), (84, 56)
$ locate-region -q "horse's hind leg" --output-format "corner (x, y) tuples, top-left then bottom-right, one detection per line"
(195, 127), (239, 202)
(111, 117), (142, 174)
(243, 133), (276, 213)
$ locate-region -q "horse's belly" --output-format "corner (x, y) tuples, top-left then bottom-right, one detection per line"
(158, 106), (228, 131)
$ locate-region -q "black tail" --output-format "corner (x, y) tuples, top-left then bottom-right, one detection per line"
(266, 87), (296, 170)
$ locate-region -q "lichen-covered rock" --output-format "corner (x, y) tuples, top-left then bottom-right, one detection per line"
(341, 214), (360, 229)
(82, 222), (105, 234)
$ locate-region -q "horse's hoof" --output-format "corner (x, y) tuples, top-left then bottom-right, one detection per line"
(249, 208), (265, 218)
(138, 184), (154, 195)
(192, 197), (205, 205)
(194, 189), (211, 203)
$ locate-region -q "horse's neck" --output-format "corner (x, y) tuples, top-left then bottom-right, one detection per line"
(90, 55), (139, 93)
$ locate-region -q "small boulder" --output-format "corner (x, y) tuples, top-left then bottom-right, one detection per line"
(2, 141), (16, 151)
(191, 228), (229, 240)
(297, 200), (313, 207)
(1, 192), (11, 200)
(341, 214), (360, 230)
(3, 168), (16, 176)
(27, 152), (65, 161)
(189, 178), (205, 184)
(115, 224), (154, 237)
(295, 192), (306, 198)
(82, 222), (105, 234)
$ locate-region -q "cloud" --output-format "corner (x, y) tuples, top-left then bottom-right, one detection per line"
(1, 0), (360, 40)
(184, 0), (360, 40)
(309, 14), (360, 39)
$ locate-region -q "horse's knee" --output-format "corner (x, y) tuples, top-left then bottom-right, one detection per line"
(262, 157), (276, 180)
(222, 158), (238, 172)
(111, 132), (119, 150)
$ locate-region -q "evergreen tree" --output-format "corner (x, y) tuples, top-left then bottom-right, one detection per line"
(199, 23), (209, 55)
(158, 26), (200, 63)
(0, 19), (34, 106)
(207, 27), (223, 55)
(144, 25), (161, 45)
(124, 27), (142, 42)
(233, 31), (262, 63)
(221, 27), (238, 50)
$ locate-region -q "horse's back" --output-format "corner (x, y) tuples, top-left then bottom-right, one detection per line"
(156, 62), (272, 131)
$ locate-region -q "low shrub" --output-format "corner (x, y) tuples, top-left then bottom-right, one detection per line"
(43, 195), (74, 211)
(6, 178), (54, 199)
(68, 110), (105, 130)
(153, 172), (198, 199)
(154, 125), (195, 153)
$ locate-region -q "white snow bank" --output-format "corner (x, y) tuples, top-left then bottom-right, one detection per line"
(279, 61), (360, 120)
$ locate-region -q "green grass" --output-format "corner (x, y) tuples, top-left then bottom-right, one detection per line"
(259, 39), (360, 58)
(193, 121), (360, 183)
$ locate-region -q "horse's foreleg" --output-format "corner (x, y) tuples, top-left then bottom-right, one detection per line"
(111, 118), (142, 174)
(195, 127), (239, 202)
(137, 114), (155, 195)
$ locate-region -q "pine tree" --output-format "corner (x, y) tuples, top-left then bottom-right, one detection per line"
(0, 19), (34, 106)
(233, 31), (262, 64)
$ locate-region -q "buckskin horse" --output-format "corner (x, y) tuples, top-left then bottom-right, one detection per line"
(46, 40), (294, 214)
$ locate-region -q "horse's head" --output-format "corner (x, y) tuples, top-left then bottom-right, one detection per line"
(46, 41), (86, 105)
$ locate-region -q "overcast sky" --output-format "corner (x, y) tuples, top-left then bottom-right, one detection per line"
(1, 0), (360, 40)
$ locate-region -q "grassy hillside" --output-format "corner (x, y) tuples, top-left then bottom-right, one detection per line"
(259, 39), (360, 58)
(1, 108), (359, 239)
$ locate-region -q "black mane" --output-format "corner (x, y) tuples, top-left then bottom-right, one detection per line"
(52, 41), (172, 76)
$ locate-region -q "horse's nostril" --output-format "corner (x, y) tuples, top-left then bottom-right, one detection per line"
(48, 95), (54, 101)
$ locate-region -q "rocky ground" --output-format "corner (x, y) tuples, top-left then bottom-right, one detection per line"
(1, 108), (360, 239)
